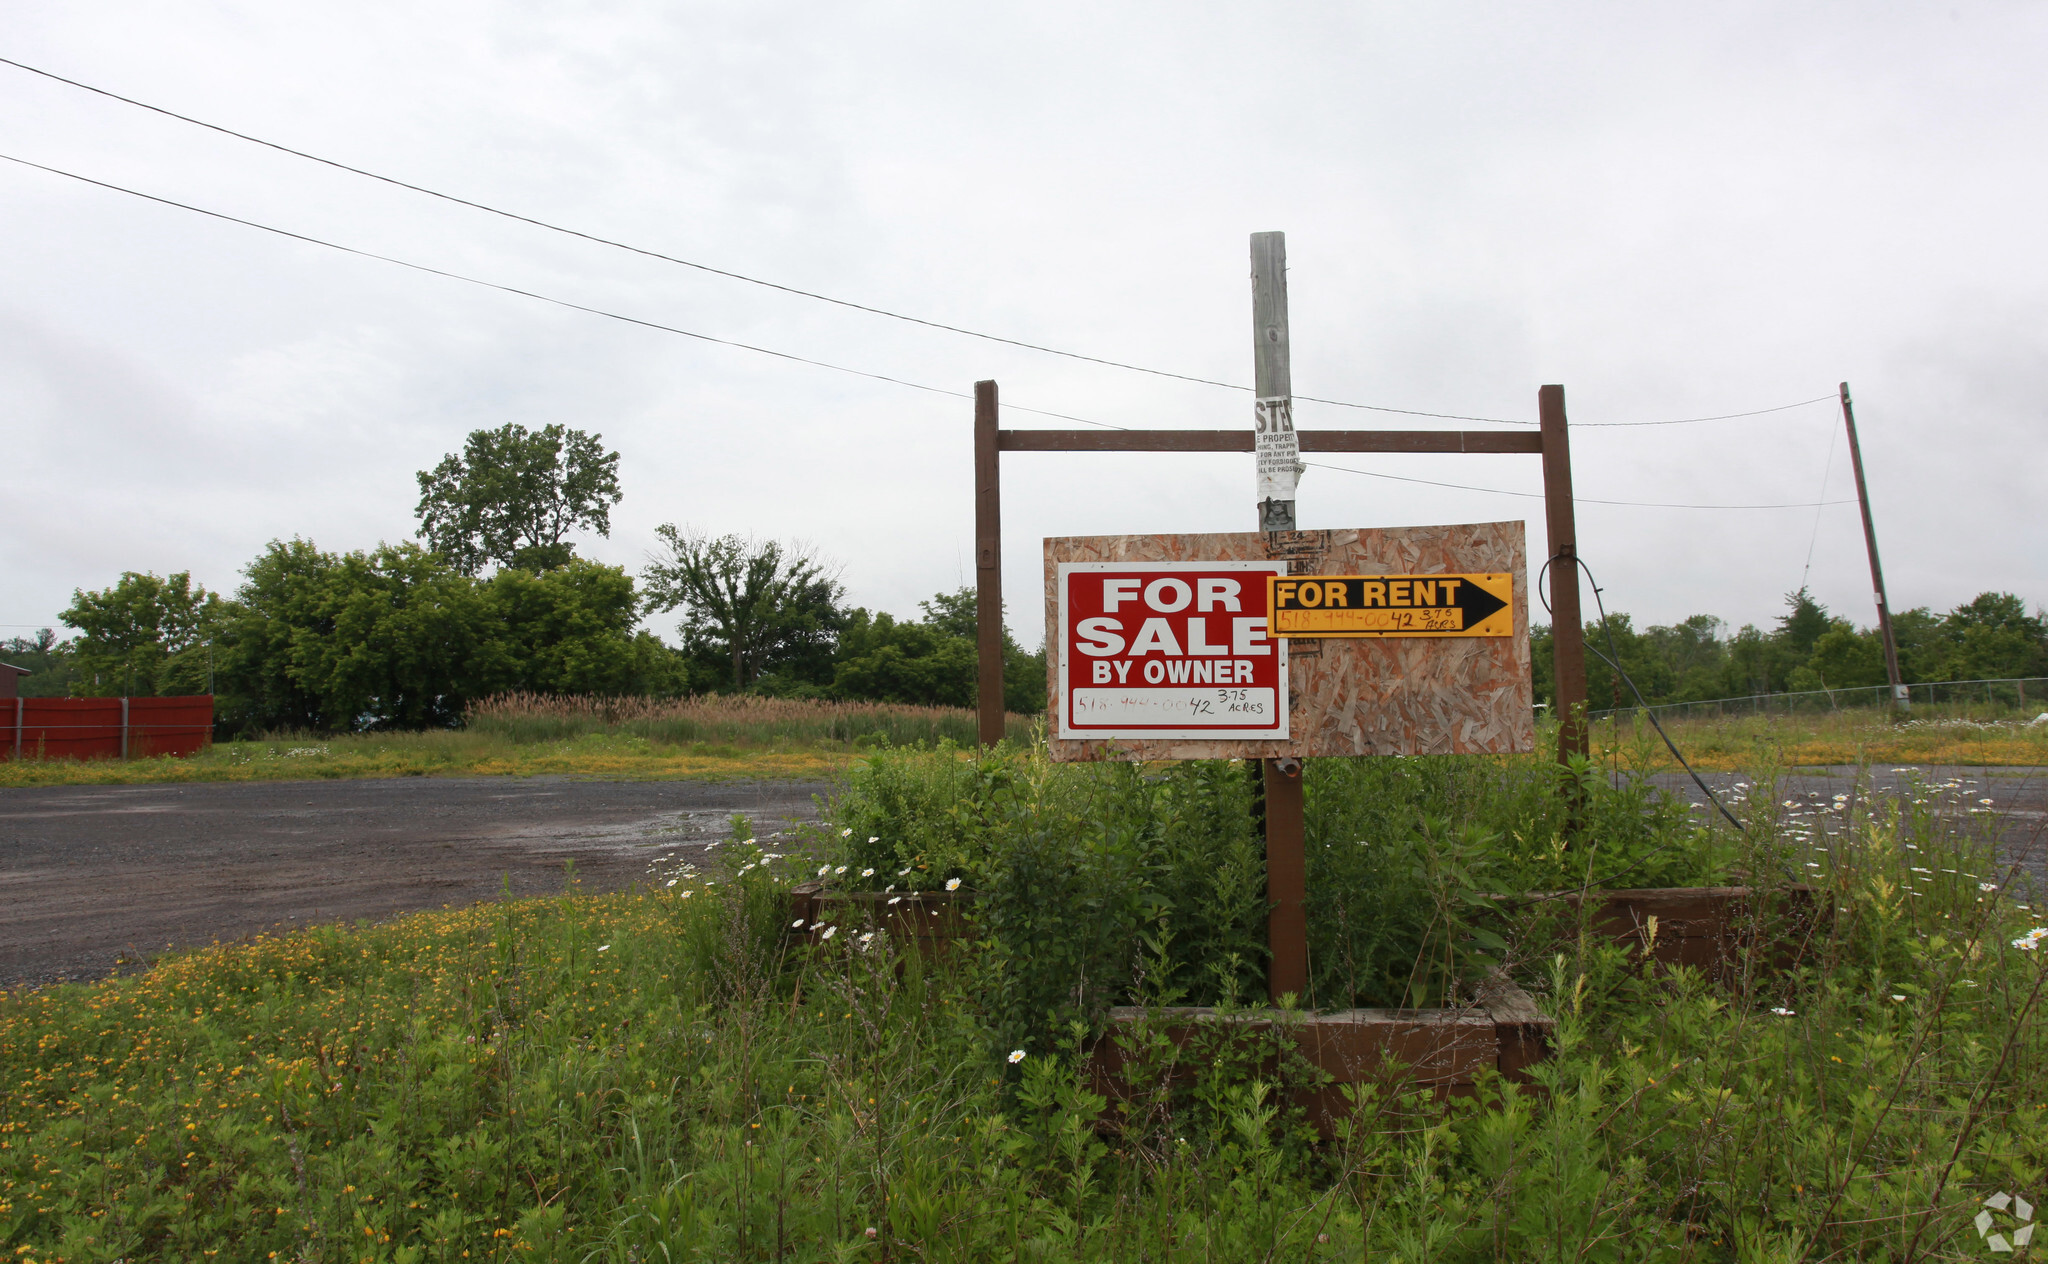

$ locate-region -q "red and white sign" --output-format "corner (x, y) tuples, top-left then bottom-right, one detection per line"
(1056, 561), (1290, 741)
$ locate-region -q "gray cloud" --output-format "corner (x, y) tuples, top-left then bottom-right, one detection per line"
(1, 1), (2041, 648)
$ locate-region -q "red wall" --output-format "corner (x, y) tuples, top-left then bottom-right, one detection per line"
(2, 696), (214, 761)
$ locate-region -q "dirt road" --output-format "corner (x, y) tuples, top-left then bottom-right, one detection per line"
(0, 776), (831, 988)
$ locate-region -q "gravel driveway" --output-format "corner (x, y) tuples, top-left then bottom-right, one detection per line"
(0, 775), (832, 987)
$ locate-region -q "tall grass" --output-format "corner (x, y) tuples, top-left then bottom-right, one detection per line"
(463, 691), (1038, 750)
(4, 759), (2045, 1261)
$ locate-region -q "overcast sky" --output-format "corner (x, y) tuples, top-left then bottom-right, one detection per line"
(3, 2), (2043, 652)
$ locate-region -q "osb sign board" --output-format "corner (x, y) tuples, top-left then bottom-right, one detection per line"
(1044, 522), (1533, 762)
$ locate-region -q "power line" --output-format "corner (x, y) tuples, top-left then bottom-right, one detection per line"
(1582, 395), (1839, 427)
(1302, 458), (1867, 508)
(1799, 409), (1841, 588)
(0, 152), (1863, 512)
(0, 56), (1264, 397)
(0, 54), (1832, 431)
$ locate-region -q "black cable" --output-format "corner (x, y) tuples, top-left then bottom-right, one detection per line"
(1307, 460), (1860, 511)
(0, 54), (1488, 419)
(0, 150), (1873, 515)
(0, 54), (1834, 433)
(0, 149), (1127, 431)
(1535, 553), (1746, 843)
(1579, 396), (1838, 427)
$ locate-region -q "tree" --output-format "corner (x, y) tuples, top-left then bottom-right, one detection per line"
(642, 528), (846, 689)
(0, 629), (82, 698)
(486, 561), (687, 697)
(830, 587), (1047, 714)
(415, 424), (622, 575)
(217, 538), (683, 733)
(218, 539), (495, 731)
(1930, 592), (2048, 681)
(61, 571), (223, 696)
(1775, 588), (1833, 658)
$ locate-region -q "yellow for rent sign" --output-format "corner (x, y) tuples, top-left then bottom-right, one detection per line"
(1265, 573), (1514, 638)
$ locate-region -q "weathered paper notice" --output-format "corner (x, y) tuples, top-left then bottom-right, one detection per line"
(1254, 396), (1303, 504)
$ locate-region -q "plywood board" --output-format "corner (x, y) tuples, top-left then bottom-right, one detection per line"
(1045, 523), (1533, 761)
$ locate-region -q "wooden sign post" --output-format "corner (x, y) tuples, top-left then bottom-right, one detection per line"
(972, 234), (1590, 1006)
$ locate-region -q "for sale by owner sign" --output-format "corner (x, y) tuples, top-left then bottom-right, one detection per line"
(1045, 525), (1531, 763)
(1055, 561), (1290, 740)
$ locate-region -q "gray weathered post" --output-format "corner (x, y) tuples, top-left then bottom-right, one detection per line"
(974, 380), (1005, 747)
(1252, 231), (1308, 1004)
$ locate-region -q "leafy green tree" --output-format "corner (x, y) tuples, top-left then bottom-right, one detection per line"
(1930, 592), (2048, 681)
(1890, 607), (1942, 681)
(486, 561), (686, 696)
(60, 572), (224, 696)
(830, 588), (1046, 713)
(642, 528), (845, 689)
(217, 540), (494, 730)
(1640, 614), (1731, 701)
(1775, 588), (1832, 658)
(0, 629), (82, 698)
(218, 540), (679, 733)
(831, 610), (979, 707)
(414, 424), (622, 575)
(1803, 626), (1887, 689)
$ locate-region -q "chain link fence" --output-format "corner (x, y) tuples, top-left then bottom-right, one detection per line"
(1589, 677), (2048, 724)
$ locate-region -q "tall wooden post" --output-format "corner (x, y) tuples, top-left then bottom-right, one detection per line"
(1252, 232), (1308, 1003)
(1539, 385), (1589, 762)
(974, 380), (1006, 747)
(1839, 383), (1907, 710)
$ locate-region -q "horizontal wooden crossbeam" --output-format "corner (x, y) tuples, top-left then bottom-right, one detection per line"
(996, 429), (1544, 454)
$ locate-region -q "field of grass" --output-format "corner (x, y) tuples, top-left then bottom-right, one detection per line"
(0, 695), (1040, 788)
(1595, 704), (2048, 772)
(4, 689), (2045, 790)
(5, 748), (2046, 1260)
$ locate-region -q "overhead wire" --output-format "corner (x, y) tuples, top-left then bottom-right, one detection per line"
(1800, 409), (1842, 589)
(0, 150), (1066, 428)
(1, 150), (1870, 512)
(1, 54), (1832, 431)
(1303, 460), (1858, 510)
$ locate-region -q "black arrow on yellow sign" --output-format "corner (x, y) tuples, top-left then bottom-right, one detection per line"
(1265, 573), (1514, 638)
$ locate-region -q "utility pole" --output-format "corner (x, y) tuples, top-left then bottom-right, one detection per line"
(1839, 382), (1908, 710)
(1252, 231), (1307, 1004)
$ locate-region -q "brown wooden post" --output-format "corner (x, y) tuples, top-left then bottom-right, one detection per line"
(1263, 757), (1308, 1001)
(1539, 384), (1588, 763)
(974, 380), (1006, 748)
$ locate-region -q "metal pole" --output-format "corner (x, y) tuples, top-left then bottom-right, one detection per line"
(1252, 231), (1308, 1004)
(974, 380), (1006, 747)
(120, 696), (130, 760)
(1540, 385), (1589, 762)
(1839, 382), (1907, 709)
